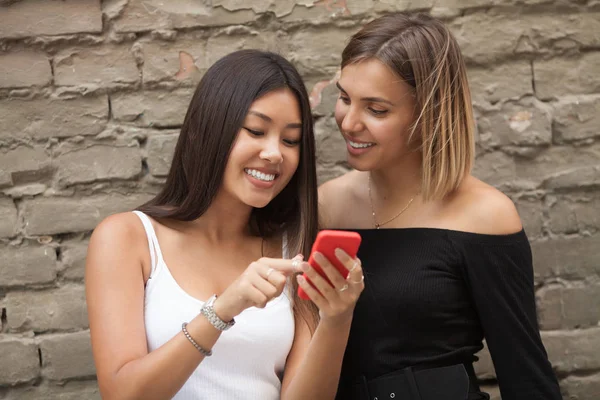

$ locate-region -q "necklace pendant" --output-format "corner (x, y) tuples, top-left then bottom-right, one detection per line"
(375, 224), (380, 229)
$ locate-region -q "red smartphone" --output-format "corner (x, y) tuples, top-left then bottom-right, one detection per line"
(298, 230), (362, 300)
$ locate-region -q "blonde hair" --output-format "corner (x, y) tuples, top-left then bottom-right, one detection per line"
(341, 13), (475, 201)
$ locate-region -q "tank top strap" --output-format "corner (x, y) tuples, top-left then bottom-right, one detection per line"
(132, 210), (164, 277)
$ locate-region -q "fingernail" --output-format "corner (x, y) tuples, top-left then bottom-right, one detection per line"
(334, 248), (346, 259)
(300, 262), (310, 272)
(297, 275), (305, 283)
(294, 253), (304, 260)
(314, 252), (325, 263)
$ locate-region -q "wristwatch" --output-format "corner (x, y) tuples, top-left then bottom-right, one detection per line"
(200, 294), (236, 331)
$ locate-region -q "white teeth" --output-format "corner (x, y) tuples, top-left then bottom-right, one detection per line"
(349, 140), (375, 149)
(245, 169), (276, 182)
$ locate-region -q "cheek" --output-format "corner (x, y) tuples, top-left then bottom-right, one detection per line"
(334, 102), (346, 128)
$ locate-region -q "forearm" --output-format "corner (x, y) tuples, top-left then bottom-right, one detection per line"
(282, 318), (352, 400)
(101, 316), (221, 400)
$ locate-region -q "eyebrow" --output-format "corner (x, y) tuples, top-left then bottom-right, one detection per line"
(336, 82), (395, 106)
(248, 111), (302, 129)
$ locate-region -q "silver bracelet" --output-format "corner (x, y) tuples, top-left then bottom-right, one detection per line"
(181, 322), (212, 357)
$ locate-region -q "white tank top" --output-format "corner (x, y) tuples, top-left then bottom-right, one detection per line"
(133, 211), (295, 400)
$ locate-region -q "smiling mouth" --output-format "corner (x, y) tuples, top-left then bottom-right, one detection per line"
(348, 140), (375, 149)
(244, 168), (277, 182)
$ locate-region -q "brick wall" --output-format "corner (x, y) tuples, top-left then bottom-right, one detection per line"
(0, 1), (598, 399)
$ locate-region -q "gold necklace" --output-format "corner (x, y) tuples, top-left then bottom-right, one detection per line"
(368, 174), (415, 229)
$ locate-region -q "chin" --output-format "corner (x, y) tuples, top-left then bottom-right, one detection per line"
(347, 156), (377, 172)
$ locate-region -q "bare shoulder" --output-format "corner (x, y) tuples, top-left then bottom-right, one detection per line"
(449, 176), (523, 235)
(318, 170), (363, 228)
(87, 212), (150, 276)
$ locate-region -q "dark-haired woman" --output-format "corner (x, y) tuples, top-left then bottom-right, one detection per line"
(85, 50), (364, 400)
(319, 13), (562, 400)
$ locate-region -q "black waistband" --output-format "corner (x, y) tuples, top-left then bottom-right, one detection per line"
(336, 364), (490, 400)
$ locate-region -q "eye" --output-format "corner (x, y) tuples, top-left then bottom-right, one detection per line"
(244, 127), (264, 136)
(339, 94), (350, 105)
(283, 138), (301, 147)
(368, 108), (388, 116)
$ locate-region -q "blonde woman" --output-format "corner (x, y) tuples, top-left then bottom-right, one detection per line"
(319, 13), (561, 400)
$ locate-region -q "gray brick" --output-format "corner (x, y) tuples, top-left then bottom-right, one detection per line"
(60, 240), (89, 281)
(0, 197), (17, 238)
(55, 45), (139, 87)
(0, 244), (57, 287)
(140, 35), (206, 84)
(288, 27), (356, 75)
(4, 285), (88, 332)
(0, 0), (102, 39)
(514, 198), (544, 238)
(537, 284), (600, 330)
(553, 95), (600, 143)
(21, 193), (154, 236)
(113, 0), (256, 33)
(147, 134), (178, 177)
(111, 89), (193, 128)
(0, 146), (52, 186)
(468, 61), (532, 104)
(477, 97), (552, 148)
(0, 50), (52, 88)
(55, 144), (142, 187)
(548, 195), (600, 234)
(2, 381), (100, 400)
(531, 235), (600, 281)
(543, 328), (600, 373)
(38, 331), (96, 381)
(0, 96), (108, 140)
(0, 337), (39, 385)
(535, 53), (600, 100)
(560, 374), (600, 400)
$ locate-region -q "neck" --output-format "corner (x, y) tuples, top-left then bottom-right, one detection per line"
(369, 151), (422, 201)
(186, 191), (254, 242)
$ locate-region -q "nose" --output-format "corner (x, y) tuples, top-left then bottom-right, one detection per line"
(259, 138), (283, 164)
(340, 105), (364, 133)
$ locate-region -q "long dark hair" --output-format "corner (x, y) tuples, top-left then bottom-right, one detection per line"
(138, 50), (319, 327)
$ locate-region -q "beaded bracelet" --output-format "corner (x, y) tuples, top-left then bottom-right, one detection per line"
(181, 322), (212, 357)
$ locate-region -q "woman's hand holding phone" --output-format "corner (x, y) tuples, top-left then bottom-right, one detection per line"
(295, 230), (365, 324)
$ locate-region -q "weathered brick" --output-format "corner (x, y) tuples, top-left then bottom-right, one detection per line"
(543, 165), (600, 191)
(468, 61), (532, 104)
(0, 96), (108, 140)
(3, 285), (88, 332)
(537, 284), (600, 330)
(0, 50), (52, 88)
(55, 144), (142, 187)
(38, 331), (96, 381)
(0, 244), (57, 287)
(315, 117), (347, 166)
(0, 197), (18, 238)
(548, 195), (600, 234)
(451, 12), (600, 64)
(21, 193), (154, 236)
(553, 95), (600, 143)
(147, 134), (178, 177)
(543, 328), (600, 373)
(140, 36), (206, 84)
(111, 89), (193, 128)
(55, 45), (139, 87)
(531, 235), (600, 281)
(1, 380), (100, 400)
(372, 0), (434, 12)
(60, 240), (89, 281)
(216, 0), (300, 17)
(474, 144), (600, 190)
(0, 0), (102, 39)
(514, 197), (544, 238)
(113, 0), (256, 33)
(535, 53), (600, 100)
(0, 337), (39, 385)
(560, 374), (600, 400)
(205, 31), (285, 67)
(477, 97), (552, 148)
(0, 146), (52, 185)
(288, 27), (358, 75)
(537, 285), (562, 331)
